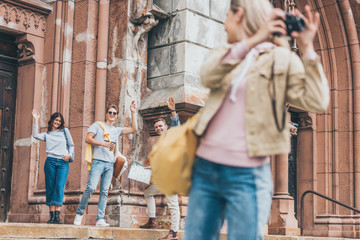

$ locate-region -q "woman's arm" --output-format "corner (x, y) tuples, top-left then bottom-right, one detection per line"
(201, 8), (286, 90)
(122, 101), (138, 135)
(286, 6), (329, 112)
(32, 109), (46, 141)
(286, 53), (329, 112)
(200, 47), (238, 89)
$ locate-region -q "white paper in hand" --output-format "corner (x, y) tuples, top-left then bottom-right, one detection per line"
(128, 162), (152, 184)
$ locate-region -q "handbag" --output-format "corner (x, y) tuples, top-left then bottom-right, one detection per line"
(148, 113), (199, 196)
(63, 128), (74, 162)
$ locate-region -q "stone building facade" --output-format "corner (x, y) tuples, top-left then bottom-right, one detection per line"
(0, 0), (359, 238)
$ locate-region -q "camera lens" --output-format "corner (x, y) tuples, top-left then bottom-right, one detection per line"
(284, 13), (305, 36)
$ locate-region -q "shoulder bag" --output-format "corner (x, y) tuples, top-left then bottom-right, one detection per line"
(148, 113), (199, 196)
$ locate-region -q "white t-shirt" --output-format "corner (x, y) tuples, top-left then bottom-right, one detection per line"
(87, 122), (124, 163)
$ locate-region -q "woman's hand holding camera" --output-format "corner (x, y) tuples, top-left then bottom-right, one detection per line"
(246, 8), (286, 49)
(247, 5), (319, 55)
(291, 5), (320, 55)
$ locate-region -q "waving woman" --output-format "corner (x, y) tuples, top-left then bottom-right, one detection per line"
(32, 109), (74, 224)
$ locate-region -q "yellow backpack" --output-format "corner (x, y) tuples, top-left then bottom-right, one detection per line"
(149, 113), (199, 196)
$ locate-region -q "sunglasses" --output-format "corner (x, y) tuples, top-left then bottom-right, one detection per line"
(108, 111), (118, 115)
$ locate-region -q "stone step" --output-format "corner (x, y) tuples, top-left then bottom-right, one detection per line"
(1, 223), (180, 240)
(0, 223), (350, 240)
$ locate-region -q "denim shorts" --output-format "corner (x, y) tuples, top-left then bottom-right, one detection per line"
(184, 156), (273, 240)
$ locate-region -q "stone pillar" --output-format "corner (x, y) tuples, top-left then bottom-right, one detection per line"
(268, 153), (300, 235)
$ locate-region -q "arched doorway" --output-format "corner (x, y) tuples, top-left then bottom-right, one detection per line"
(0, 33), (17, 222)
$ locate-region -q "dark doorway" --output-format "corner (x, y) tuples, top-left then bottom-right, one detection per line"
(288, 134), (298, 217)
(0, 33), (17, 222)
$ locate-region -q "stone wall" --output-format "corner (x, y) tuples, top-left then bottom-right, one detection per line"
(140, 0), (229, 127)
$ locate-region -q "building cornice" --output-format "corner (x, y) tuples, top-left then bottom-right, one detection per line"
(1, 0), (52, 15)
(0, 0), (52, 37)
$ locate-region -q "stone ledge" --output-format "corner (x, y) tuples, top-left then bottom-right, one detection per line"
(0, 223), (352, 240)
(0, 223), (181, 239)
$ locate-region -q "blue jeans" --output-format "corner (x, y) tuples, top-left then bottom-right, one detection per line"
(184, 157), (273, 240)
(44, 157), (69, 206)
(76, 159), (114, 220)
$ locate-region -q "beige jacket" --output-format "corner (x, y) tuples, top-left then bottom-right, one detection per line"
(193, 46), (329, 157)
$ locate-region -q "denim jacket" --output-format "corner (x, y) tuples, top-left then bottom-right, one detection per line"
(170, 114), (180, 127)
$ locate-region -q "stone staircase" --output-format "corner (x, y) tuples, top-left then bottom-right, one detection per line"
(0, 223), (351, 240)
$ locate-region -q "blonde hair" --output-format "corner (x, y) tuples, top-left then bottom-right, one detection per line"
(230, 0), (289, 47)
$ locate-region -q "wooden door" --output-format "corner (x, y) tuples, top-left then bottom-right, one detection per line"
(0, 34), (17, 222)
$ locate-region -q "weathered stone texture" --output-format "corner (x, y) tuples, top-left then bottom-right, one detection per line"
(210, 0), (229, 22)
(174, 0), (210, 16)
(1, 0), (360, 238)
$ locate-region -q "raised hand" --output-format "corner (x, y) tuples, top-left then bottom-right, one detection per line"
(130, 100), (136, 113)
(291, 5), (320, 54)
(246, 8), (286, 49)
(166, 96), (176, 111)
(32, 109), (40, 122)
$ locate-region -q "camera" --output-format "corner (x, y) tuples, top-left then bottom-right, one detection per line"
(283, 12), (305, 36)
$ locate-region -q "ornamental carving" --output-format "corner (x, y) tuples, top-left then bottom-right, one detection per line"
(0, 1), (47, 34)
(17, 41), (34, 58)
(130, 2), (169, 63)
(298, 114), (313, 128)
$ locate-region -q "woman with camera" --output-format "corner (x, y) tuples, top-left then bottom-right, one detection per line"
(184, 1), (329, 240)
(32, 110), (74, 224)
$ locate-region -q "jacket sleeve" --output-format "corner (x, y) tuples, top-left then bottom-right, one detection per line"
(32, 122), (46, 141)
(170, 114), (180, 127)
(200, 46), (239, 89)
(286, 52), (330, 112)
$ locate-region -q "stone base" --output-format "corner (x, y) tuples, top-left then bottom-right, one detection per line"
(268, 195), (300, 236)
(268, 227), (301, 236)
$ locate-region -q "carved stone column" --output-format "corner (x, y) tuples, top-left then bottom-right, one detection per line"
(269, 153), (300, 235)
(268, 112), (300, 235)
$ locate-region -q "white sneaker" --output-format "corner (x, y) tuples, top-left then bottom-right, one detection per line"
(96, 219), (109, 227)
(73, 214), (83, 225)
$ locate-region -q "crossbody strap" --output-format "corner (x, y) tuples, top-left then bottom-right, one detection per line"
(269, 48), (291, 132)
(63, 129), (70, 151)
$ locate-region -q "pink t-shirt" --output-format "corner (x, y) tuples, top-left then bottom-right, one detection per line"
(196, 41), (270, 167)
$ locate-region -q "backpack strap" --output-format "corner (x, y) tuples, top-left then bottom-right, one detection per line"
(97, 121), (106, 130)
